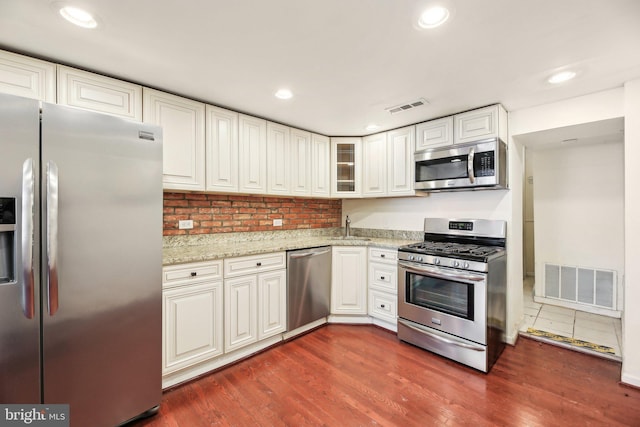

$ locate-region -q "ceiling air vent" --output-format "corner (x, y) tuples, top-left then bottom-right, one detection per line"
(385, 98), (429, 114)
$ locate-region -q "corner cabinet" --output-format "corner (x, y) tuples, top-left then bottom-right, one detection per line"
(454, 104), (508, 144)
(206, 105), (239, 192)
(0, 50), (56, 102)
(162, 261), (224, 376)
(143, 88), (206, 191)
(331, 137), (362, 198)
(238, 114), (268, 194)
(331, 246), (367, 315)
(57, 65), (142, 120)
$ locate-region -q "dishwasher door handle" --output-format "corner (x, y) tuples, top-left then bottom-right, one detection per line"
(289, 249), (331, 259)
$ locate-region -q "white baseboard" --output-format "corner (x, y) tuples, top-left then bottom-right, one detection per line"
(622, 370), (640, 388)
(327, 314), (372, 324)
(282, 318), (327, 340)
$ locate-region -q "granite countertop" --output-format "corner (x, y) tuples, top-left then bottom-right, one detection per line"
(163, 228), (422, 266)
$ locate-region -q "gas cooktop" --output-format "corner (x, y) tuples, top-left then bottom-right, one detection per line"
(402, 241), (505, 259)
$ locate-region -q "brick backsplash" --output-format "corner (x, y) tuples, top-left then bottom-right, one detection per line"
(163, 192), (342, 236)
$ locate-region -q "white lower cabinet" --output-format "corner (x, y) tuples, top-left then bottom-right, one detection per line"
(331, 246), (367, 315)
(367, 247), (398, 330)
(162, 261), (224, 375)
(224, 252), (286, 352)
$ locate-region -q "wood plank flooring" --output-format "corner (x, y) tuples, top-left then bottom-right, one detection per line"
(133, 325), (640, 426)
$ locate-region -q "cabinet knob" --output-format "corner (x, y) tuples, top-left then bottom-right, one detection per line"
(381, 254), (385, 258)
(190, 272), (197, 277)
(380, 276), (385, 280)
(256, 262), (262, 267)
(381, 304), (386, 308)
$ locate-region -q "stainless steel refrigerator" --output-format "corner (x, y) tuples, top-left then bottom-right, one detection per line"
(0, 92), (163, 426)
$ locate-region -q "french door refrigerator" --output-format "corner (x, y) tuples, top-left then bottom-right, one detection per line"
(0, 92), (163, 426)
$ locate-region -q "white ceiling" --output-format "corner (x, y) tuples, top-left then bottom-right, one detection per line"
(1, 0), (639, 136)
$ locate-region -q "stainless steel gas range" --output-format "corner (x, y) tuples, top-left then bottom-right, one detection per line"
(397, 218), (507, 372)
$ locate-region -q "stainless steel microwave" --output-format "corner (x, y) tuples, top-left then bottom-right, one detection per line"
(414, 138), (507, 191)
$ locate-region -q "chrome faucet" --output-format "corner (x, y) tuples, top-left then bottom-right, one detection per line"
(345, 215), (351, 237)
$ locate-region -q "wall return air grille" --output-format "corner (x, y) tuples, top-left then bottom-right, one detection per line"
(385, 98), (429, 114)
(544, 263), (616, 310)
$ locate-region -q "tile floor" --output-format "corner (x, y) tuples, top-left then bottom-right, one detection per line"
(520, 278), (623, 359)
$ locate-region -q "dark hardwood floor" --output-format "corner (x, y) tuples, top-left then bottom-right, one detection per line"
(134, 325), (640, 426)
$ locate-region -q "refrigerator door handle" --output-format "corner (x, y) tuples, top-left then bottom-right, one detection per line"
(21, 158), (35, 319)
(46, 161), (59, 316)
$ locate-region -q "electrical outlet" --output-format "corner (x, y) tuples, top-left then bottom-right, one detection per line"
(273, 219), (283, 227)
(178, 220), (193, 229)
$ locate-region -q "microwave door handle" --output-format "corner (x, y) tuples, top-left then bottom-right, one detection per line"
(21, 159), (35, 319)
(398, 260), (484, 282)
(467, 147), (475, 183)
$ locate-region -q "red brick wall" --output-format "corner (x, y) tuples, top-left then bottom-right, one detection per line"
(163, 192), (342, 236)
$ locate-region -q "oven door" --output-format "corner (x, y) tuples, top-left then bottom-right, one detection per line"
(398, 260), (487, 344)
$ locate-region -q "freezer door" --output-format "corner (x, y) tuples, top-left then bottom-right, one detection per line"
(41, 103), (163, 426)
(0, 93), (41, 403)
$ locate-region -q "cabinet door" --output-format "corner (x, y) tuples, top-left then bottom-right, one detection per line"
(239, 114), (267, 193)
(290, 128), (311, 196)
(143, 88), (205, 191)
(331, 137), (362, 198)
(163, 281), (224, 374)
(362, 132), (387, 197)
(387, 126), (415, 196)
(331, 247), (367, 314)
(416, 116), (453, 150)
(206, 105), (239, 192)
(224, 275), (258, 352)
(267, 122), (291, 195)
(311, 133), (331, 197)
(258, 270), (287, 340)
(0, 50), (55, 102)
(454, 105), (504, 144)
(57, 65), (142, 120)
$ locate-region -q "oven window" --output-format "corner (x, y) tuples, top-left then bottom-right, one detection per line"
(415, 154), (469, 182)
(406, 273), (474, 320)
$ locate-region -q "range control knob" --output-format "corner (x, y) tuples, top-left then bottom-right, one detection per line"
(418, 256), (424, 262)
(433, 258), (440, 265)
(409, 255), (415, 261)
(464, 262), (470, 269)
(452, 260), (460, 268)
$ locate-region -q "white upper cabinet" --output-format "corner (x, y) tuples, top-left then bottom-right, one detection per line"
(362, 132), (387, 197)
(57, 65), (142, 120)
(311, 133), (331, 198)
(290, 128), (312, 197)
(267, 122), (292, 195)
(0, 50), (56, 102)
(387, 126), (415, 196)
(454, 104), (508, 144)
(331, 137), (362, 198)
(143, 88), (206, 191)
(416, 116), (453, 150)
(238, 114), (267, 194)
(206, 105), (239, 193)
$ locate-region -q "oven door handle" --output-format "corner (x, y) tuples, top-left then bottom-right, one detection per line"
(398, 319), (485, 351)
(398, 261), (485, 282)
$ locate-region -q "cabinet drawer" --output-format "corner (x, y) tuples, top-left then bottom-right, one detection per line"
(368, 247), (397, 264)
(368, 262), (397, 292)
(163, 261), (223, 287)
(368, 289), (397, 323)
(224, 252), (286, 278)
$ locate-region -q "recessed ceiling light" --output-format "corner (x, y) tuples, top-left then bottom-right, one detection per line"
(365, 124), (380, 132)
(59, 5), (98, 28)
(274, 89), (293, 100)
(548, 70), (576, 84)
(418, 6), (450, 29)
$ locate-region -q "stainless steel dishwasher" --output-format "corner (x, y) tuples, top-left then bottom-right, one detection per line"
(286, 246), (332, 331)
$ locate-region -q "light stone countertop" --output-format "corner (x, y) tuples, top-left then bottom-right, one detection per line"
(163, 228), (422, 266)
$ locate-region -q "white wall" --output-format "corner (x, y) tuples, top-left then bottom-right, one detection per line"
(622, 79), (640, 387)
(532, 142), (625, 312)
